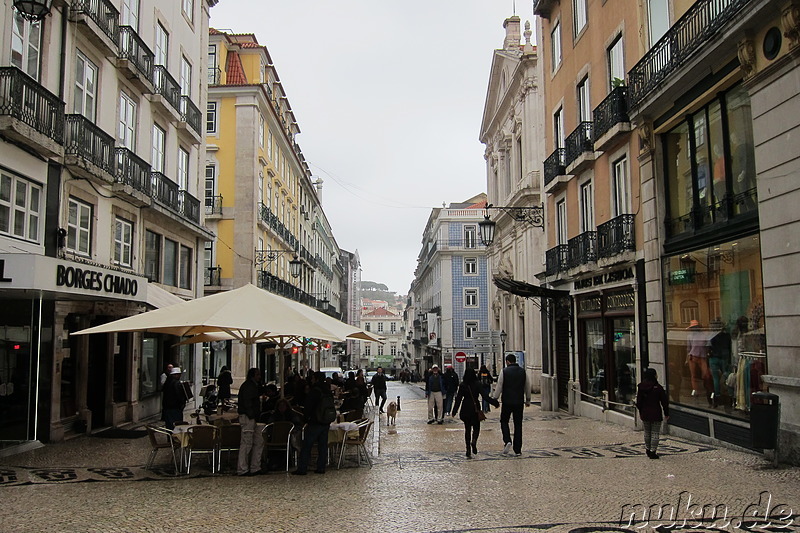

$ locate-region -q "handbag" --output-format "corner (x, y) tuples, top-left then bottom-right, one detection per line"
(470, 388), (487, 421)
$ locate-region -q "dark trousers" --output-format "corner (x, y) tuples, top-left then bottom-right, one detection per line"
(500, 403), (524, 454)
(463, 419), (480, 449)
(163, 408), (182, 430)
(297, 423), (329, 473)
(374, 388), (387, 411)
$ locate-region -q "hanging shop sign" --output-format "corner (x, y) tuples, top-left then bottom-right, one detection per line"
(0, 253), (148, 303)
(574, 266), (635, 290)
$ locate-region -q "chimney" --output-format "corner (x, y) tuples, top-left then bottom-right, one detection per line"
(314, 177), (324, 204)
(503, 16), (521, 50)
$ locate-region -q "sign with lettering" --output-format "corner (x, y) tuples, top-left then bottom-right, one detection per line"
(574, 266), (635, 290)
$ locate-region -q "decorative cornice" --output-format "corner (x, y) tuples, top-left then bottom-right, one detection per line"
(782, 2), (800, 49)
(637, 122), (654, 156)
(737, 38), (757, 80)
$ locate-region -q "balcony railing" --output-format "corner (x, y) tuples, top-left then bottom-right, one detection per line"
(65, 114), (115, 173)
(258, 271), (302, 301)
(204, 266), (222, 286)
(178, 190), (200, 223)
(0, 67), (65, 143)
(118, 26), (154, 79)
(180, 95), (202, 135)
(205, 195), (223, 215)
(207, 67), (221, 85)
(628, 0), (751, 109)
(597, 214), (635, 258)
(593, 86), (629, 141)
(543, 148), (566, 186)
(564, 122), (594, 168)
(150, 171), (178, 210)
(567, 231), (598, 269)
(115, 147), (151, 194)
(545, 244), (569, 276)
(72, 0), (120, 44)
(152, 66), (181, 113)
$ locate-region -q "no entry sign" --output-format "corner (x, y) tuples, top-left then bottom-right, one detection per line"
(455, 351), (467, 363)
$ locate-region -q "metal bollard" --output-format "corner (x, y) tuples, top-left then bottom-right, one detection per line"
(396, 395), (401, 411)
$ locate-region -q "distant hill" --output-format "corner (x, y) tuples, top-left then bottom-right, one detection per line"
(361, 281), (401, 307)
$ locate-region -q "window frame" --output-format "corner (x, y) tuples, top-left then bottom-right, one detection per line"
(580, 180), (595, 233)
(114, 217), (133, 267)
(154, 22), (169, 67)
(206, 101), (217, 134)
(464, 320), (479, 340)
(607, 35), (625, 89)
(152, 123), (166, 173)
(67, 197), (92, 256)
(177, 147), (189, 190)
(11, 9), (42, 80)
(0, 172), (42, 243)
(464, 257), (478, 275)
(182, 0), (194, 23)
(464, 288), (479, 308)
(573, 0), (588, 38)
(611, 155), (630, 217)
(464, 225), (477, 249)
(551, 21), (562, 72)
(145, 230), (161, 282)
(577, 76), (591, 123)
(74, 50), (98, 122)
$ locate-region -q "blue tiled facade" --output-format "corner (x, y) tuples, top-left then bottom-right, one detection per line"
(449, 222), (489, 351)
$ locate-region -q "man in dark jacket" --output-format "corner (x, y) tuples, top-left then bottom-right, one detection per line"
(371, 367), (388, 413)
(491, 353), (531, 456)
(425, 365), (446, 424)
(293, 371), (332, 475)
(443, 366), (460, 418)
(161, 367), (186, 429)
(237, 367), (264, 476)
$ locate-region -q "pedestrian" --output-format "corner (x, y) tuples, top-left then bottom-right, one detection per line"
(425, 365), (445, 424)
(478, 364), (494, 413)
(237, 367), (264, 476)
(635, 368), (669, 459)
(491, 353), (531, 456)
(372, 366), (388, 413)
(161, 367), (185, 429)
(452, 368), (499, 458)
(443, 365), (460, 417)
(159, 363), (173, 389)
(216, 365), (233, 403)
(293, 371), (333, 475)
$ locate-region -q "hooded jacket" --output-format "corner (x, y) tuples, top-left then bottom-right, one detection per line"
(635, 379), (669, 422)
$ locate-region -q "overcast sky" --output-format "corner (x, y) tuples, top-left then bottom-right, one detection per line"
(210, 1), (535, 294)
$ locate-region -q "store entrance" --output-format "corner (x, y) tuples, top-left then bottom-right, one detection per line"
(87, 334), (108, 429)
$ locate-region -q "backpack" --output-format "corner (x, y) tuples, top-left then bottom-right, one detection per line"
(316, 391), (337, 424)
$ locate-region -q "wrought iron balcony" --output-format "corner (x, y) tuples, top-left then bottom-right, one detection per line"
(64, 114), (115, 174)
(118, 26), (154, 80)
(0, 66), (65, 144)
(597, 214), (635, 259)
(71, 0), (119, 44)
(593, 86), (629, 141)
(152, 66), (181, 113)
(204, 266), (221, 286)
(150, 171), (178, 211)
(115, 147), (151, 195)
(178, 190), (200, 223)
(545, 244), (569, 276)
(258, 270), (302, 301)
(207, 67), (221, 85)
(628, 0), (751, 109)
(179, 95), (202, 135)
(564, 122), (594, 168)
(205, 195), (223, 215)
(544, 148), (566, 186)
(567, 231), (598, 269)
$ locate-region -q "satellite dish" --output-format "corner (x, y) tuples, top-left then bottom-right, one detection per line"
(211, 340), (227, 352)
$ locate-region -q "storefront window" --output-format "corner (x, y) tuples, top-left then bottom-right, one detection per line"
(585, 318), (604, 397)
(140, 336), (158, 397)
(663, 84), (757, 237)
(663, 234), (766, 418)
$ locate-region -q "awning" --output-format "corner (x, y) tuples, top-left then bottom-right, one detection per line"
(145, 283), (185, 309)
(493, 277), (570, 300)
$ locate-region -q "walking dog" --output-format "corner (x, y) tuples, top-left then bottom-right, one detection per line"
(386, 401), (398, 425)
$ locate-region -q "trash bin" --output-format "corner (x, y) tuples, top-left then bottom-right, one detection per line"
(750, 391), (780, 449)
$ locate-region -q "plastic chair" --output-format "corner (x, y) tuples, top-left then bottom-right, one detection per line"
(145, 424), (179, 473)
(186, 425), (220, 474)
(217, 423), (241, 469)
(262, 421), (294, 472)
(338, 420), (373, 469)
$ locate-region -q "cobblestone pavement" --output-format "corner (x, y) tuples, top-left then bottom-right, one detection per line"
(1, 382), (799, 533)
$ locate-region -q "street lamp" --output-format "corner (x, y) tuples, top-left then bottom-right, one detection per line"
(13, 0), (53, 20)
(478, 203), (544, 246)
(254, 248), (302, 278)
(497, 329), (507, 377)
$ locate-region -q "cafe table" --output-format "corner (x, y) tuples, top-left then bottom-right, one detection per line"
(327, 421), (359, 468)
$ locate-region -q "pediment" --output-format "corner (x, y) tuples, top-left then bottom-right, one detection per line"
(480, 50), (523, 141)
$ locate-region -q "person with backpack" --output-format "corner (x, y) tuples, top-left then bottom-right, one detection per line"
(293, 371), (335, 475)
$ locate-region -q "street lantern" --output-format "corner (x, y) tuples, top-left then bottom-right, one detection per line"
(478, 214), (496, 246)
(13, 0), (53, 20)
(478, 203), (545, 247)
(289, 256), (302, 278)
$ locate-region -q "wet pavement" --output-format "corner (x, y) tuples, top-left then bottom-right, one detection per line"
(1, 381), (799, 532)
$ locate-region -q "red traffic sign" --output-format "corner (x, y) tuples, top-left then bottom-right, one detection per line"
(455, 351), (467, 363)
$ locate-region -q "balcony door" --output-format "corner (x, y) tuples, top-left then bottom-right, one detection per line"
(11, 10), (41, 80)
(74, 51), (98, 122)
(580, 181), (594, 233)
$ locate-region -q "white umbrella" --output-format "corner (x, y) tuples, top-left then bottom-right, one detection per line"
(72, 283), (348, 344)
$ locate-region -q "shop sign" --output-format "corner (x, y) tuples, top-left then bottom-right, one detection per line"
(578, 296), (602, 314)
(574, 266), (635, 290)
(669, 268), (695, 285)
(56, 264), (138, 296)
(606, 291), (635, 311)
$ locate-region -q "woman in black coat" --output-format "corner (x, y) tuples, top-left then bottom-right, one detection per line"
(216, 366), (233, 402)
(452, 367), (499, 458)
(635, 367), (669, 459)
